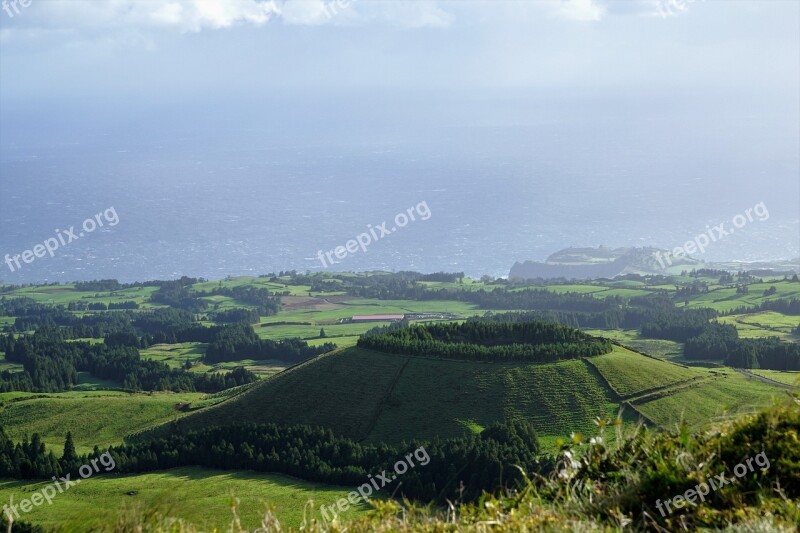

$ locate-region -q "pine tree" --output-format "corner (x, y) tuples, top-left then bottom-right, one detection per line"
(61, 431), (79, 472)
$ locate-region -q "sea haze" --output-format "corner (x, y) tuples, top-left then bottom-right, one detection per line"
(1, 92), (798, 284)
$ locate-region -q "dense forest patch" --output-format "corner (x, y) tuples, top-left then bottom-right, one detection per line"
(357, 320), (612, 362)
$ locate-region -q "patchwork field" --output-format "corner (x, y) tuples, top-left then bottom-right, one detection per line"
(2, 284), (161, 308)
(140, 342), (207, 369)
(140, 342), (288, 377)
(718, 311), (799, 340)
(683, 280), (800, 313)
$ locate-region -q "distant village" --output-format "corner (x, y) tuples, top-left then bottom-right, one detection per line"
(339, 312), (458, 324)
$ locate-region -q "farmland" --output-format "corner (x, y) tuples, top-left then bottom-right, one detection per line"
(0, 271), (797, 530)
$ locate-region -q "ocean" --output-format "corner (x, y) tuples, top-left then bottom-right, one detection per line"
(1, 96), (798, 284)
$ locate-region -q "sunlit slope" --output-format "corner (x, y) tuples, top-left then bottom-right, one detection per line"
(584, 345), (704, 398)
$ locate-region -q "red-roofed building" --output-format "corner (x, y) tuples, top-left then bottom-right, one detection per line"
(351, 314), (405, 322)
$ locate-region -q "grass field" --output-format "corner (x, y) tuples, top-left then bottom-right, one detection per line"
(633, 369), (782, 429)
(257, 321), (377, 341)
(683, 279), (800, 312)
(150, 341), (791, 456)
(249, 295), (486, 347)
(749, 369), (800, 387)
(141, 342), (207, 370)
(717, 311), (799, 340)
(0, 467), (367, 530)
(0, 354), (24, 372)
(0, 392), (208, 454)
(308, 335), (360, 349)
(140, 343), (288, 377)
(585, 330), (686, 361)
(585, 346), (702, 398)
(72, 371), (124, 390)
(2, 285), (159, 307)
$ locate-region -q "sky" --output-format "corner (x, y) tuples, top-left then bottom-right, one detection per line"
(1, 0), (797, 101)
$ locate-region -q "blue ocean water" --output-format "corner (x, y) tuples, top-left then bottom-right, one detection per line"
(1, 102), (798, 284)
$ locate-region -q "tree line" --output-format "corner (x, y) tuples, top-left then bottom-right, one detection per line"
(358, 320), (612, 362)
(1, 419), (545, 505)
(0, 331), (257, 393)
(204, 323), (335, 364)
(151, 277), (281, 315)
(640, 308), (800, 370)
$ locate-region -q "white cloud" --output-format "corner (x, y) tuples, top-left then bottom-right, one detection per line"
(0, 0), (454, 34)
(0, 0), (710, 48)
(550, 0), (606, 22)
(359, 1), (453, 28)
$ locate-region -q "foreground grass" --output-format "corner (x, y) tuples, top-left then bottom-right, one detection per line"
(12, 403), (797, 532)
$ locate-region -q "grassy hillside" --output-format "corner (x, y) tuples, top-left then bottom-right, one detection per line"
(148, 345), (785, 454)
(0, 467), (367, 530)
(750, 369), (800, 386)
(584, 345), (703, 398)
(0, 275), (797, 531)
(366, 356), (617, 445)
(144, 346), (621, 449)
(632, 368), (782, 429)
(683, 279), (800, 312)
(146, 348), (411, 441)
(0, 391), (209, 454)
(718, 310), (800, 340)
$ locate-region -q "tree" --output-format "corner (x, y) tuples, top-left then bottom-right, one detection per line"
(319, 328), (327, 338)
(61, 431), (79, 472)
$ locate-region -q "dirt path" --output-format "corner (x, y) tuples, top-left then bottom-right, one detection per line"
(735, 369), (797, 389)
